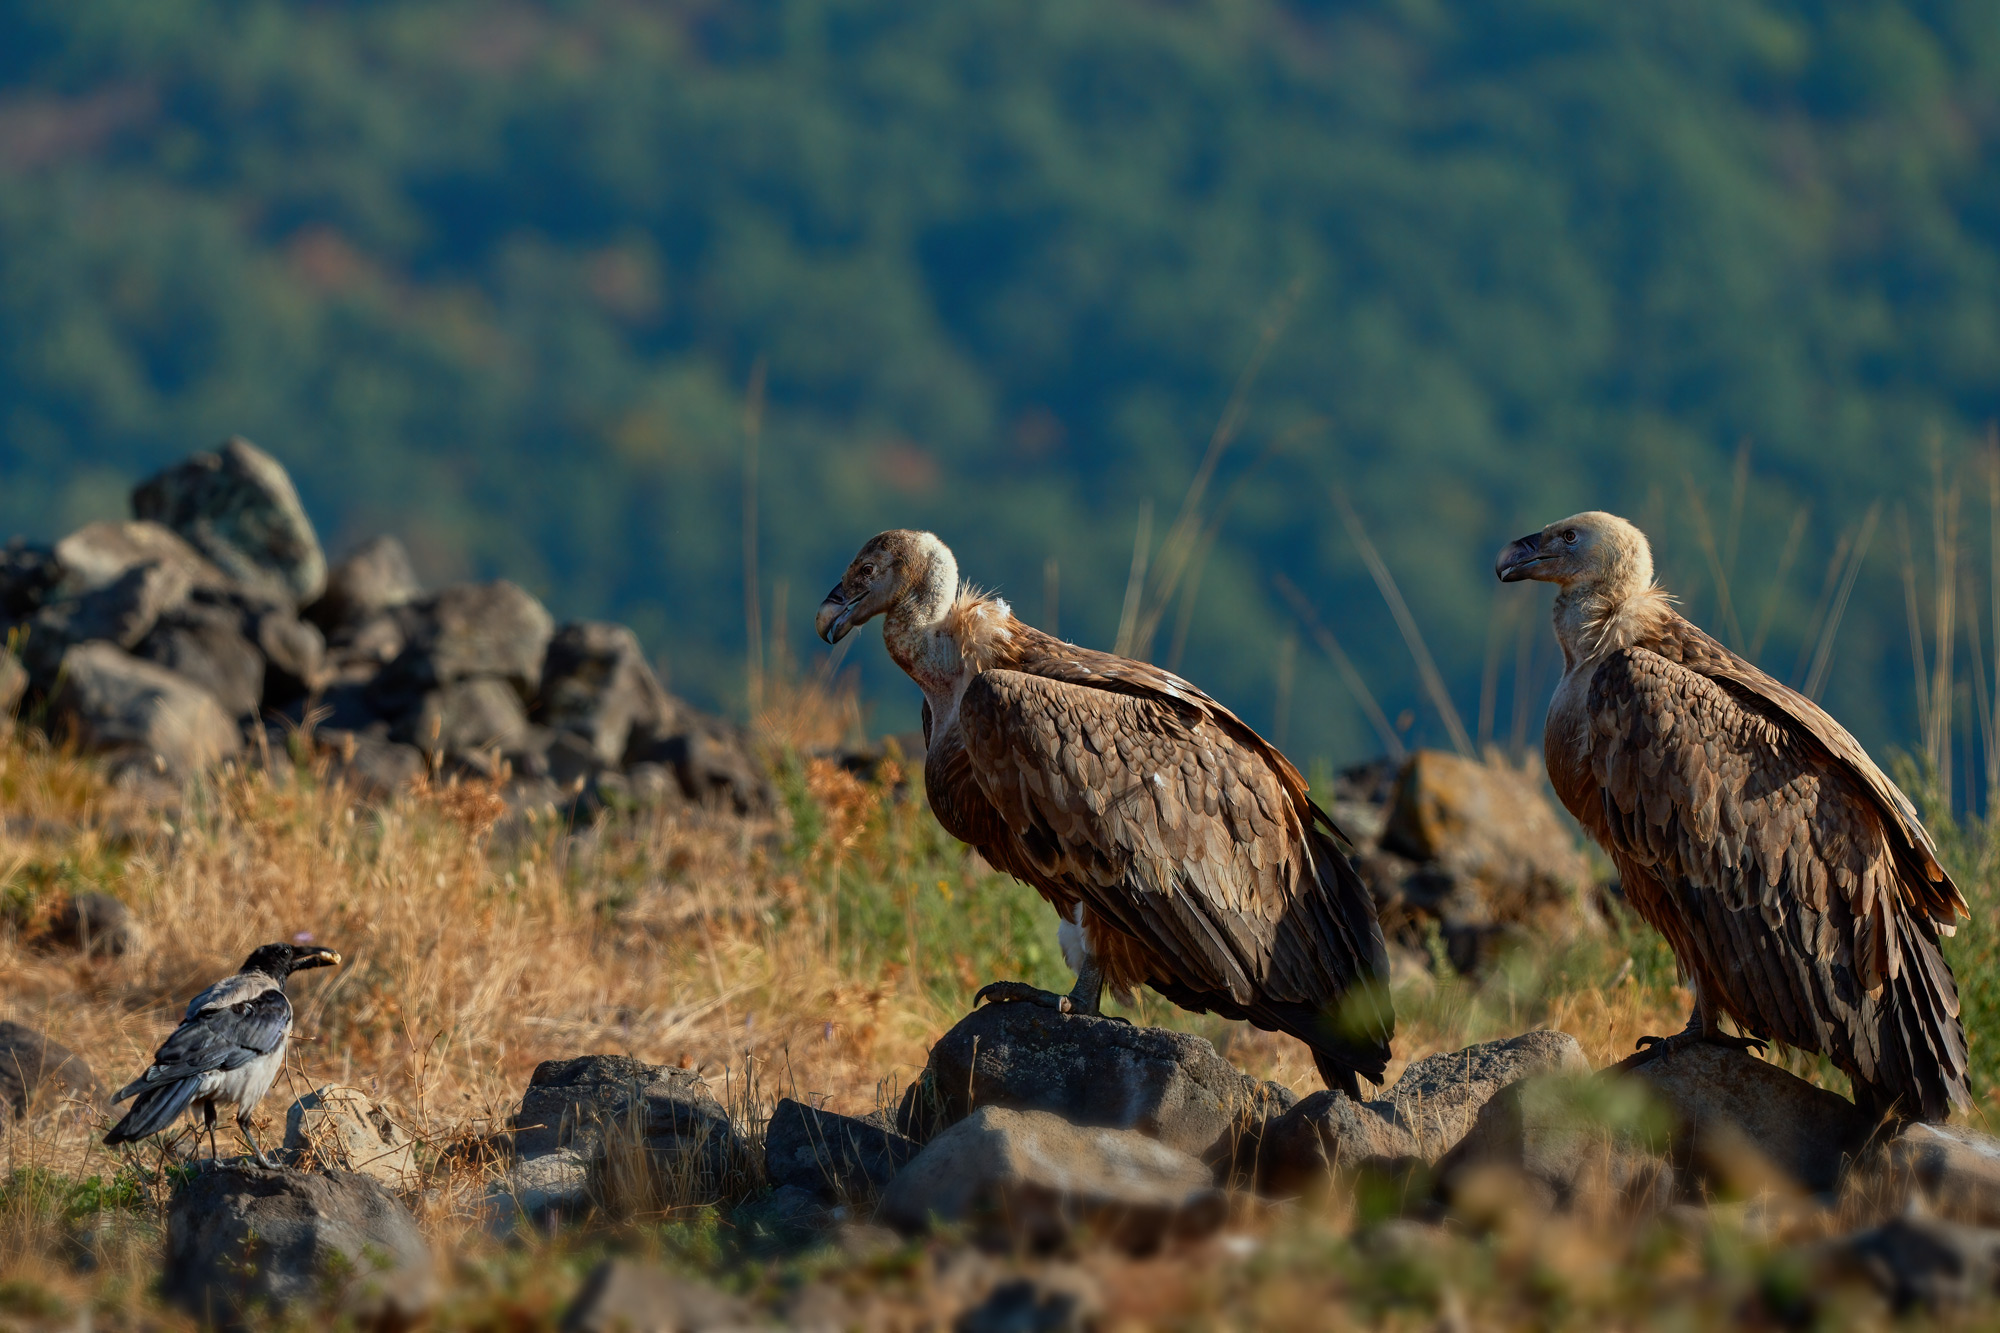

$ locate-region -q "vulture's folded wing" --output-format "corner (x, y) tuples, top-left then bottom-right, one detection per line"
(1584, 648), (1967, 1113)
(957, 668), (1329, 1007)
(115, 979), (292, 1101)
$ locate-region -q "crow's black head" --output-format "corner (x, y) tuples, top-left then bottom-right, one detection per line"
(239, 941), (343, 982)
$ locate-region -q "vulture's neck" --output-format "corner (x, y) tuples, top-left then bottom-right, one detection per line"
(882, 558), (1016, 727)
(1552, 576), (1672, 672)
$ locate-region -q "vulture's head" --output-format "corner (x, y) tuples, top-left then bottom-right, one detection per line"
(817, 530), (954, 643)
(239, 941), (343, 982)
(1495, 511), (1654, 595)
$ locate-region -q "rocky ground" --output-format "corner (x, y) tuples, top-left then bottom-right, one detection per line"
(3, 442), (2000, 1329)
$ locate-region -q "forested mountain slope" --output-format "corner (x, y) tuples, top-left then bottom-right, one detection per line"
(2, 0), (1996, 768)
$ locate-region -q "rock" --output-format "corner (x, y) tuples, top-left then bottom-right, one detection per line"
(1258, 1031), (1588, 1195)
(630, 718), (770, 814)
(514, 1054), (739, 1198)
(163, 1164), (435, 1328)
(765, 1099), (919, 1205)
(0, 1021), (101, 1121)
(1435, 1071), (1676, 1218)
(47, 890), (135, 958)
(1623, 1042), (1871, 1194)
(0, 651), (22, 715)
(880, 1106), (1226, 1254)
(488, 1146), (591, 1229)
(398, 677), (530, 758)
(954, 1272), (1102, 1333)
(1881, 1123), (2000, 1227)
(917, 1002), (1279, 1161)
(538, 620), (677, 764)
(26, 558), (197, 685)
(560, 1257), (765, 1333)
(1380, 750), (1591, 921)
(51, 520), (225, 596)
(1836, 1216), (2000, 1311)
(48, 642), (242, 777)
(307, 535), (421, 632)
(136, 598), (265, 718)
(281, 1085), (416, 1185)
(0, 539), (60, 619)
(372, 580), (554, 706)
(132, 436), (327, 605)
(255, 608), (326, 702)
(321, 731), (426, 799)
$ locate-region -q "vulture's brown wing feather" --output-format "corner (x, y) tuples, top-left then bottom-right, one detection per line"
(956, 669), (1390, 1057)
(1582, 645), (1968, 1118)
(1639, 619), (1966, 924)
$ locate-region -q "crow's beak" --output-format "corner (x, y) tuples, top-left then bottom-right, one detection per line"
(1495, 533), (1552, 583)
(297, 947), (342, 971)
(816, 583), (857, 644)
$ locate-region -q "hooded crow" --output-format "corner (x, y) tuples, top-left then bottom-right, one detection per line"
(105, 941), (341, 1165)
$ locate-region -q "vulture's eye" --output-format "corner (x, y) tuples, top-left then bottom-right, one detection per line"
(1561, 529), (1578, 545)
(860, 563), (876, 579)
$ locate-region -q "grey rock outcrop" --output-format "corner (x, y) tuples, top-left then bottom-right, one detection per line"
(133, 436), (327, 605)
(1837, 1216), (2000, 1311)
(880, 1106), (1226, 1253)
(373, 579), (554, 704)
(49, 642), (241, 777)
(1435, 1069), (1676, 1217)
(1258, 1031), (1588, 1194)
(50, 520), (224, 597)
(1880, 1122), (2000, 1226)
(47, 890), (135, 958)
(164, 1164), (435, 1329)
(915, 1002), (1287, 1162)
(561, 1257), (766, 1333)
(764, 1099), (918, 1205)
(281, 1084), (416, 1185)
(0, 1021), (101, 1121)
(537, 620), (676, 765)
(488, 1146), (591, 1230)
(308, 535), (421, 633)
(137, 597), (265, 717)
(514, 1054), (740, 1201)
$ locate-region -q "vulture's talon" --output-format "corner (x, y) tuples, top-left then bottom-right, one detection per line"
(973, 981), (1072, 1013)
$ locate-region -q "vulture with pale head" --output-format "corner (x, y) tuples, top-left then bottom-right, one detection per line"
(1499, 511), (1969, 1120)
(817, 531), (1393, 1095)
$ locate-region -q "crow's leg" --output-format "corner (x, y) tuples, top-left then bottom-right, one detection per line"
(237, 1108), (275, 1170)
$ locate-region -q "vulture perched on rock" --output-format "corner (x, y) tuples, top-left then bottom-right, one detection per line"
(1498, 511), (1969, 1120)
(105, 941), (341, 1163)
(817, 530), (1393, 1095)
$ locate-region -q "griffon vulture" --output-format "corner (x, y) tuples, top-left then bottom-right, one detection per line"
(817, 530), (1393, 1095)
(1498, 511), (1968, 1120)
(105, 941), (342, 1163)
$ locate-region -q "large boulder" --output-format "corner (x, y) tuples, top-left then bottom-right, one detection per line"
(1879, 1122), (2000, 1227)
(50, 519), (225, 596)
(24, 559), (197, 685)
(764, 1099), (919, 1206)
(0, 1021), (101, 1121)
(136, 596), (265, 718)
(514, 1055), (741, 1201)
(1434, 1070), (1677, 1218)
(1258, 1031), (1590, 1194)
(914, 1002), (1289, 1161)
(48, 642), (241, 777)
(879, 1106), (1226, 1253)
(307, 535), (421, 634)
(560, 1257), (766, 1333)
(629, 717), (771, 814)
(132, 436), (326, 605)
(282, 1085), (417, 1186)
(537, 620), (676, 765)
(1622, 1042), (1872, 1194)
(47, 890), (136, 958)
(371, 580), (554, 708)
(164, 1164), (435, 1328)
(1380, 750), (1591, 924)
(398, 677), (530, 758)
(1833, 1216), (2000, 1312)
(487, 1146), (591, 1231)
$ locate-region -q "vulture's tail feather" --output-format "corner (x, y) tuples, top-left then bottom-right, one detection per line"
(103, 1079), (200, 1145)
(1852, 910), (1968, 1123)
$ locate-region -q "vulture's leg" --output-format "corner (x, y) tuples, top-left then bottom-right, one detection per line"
(1628, 979), (1768, 1063)
(238, 1108), (276, 1170)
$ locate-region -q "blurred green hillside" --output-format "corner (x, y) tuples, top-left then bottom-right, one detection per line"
(2, 0), (1998, 786)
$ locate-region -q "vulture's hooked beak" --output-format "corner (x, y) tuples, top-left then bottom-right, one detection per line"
(295, 946), (342, 972)
(1495, 533), (1552, 583)
(816, 584), (858, 644)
